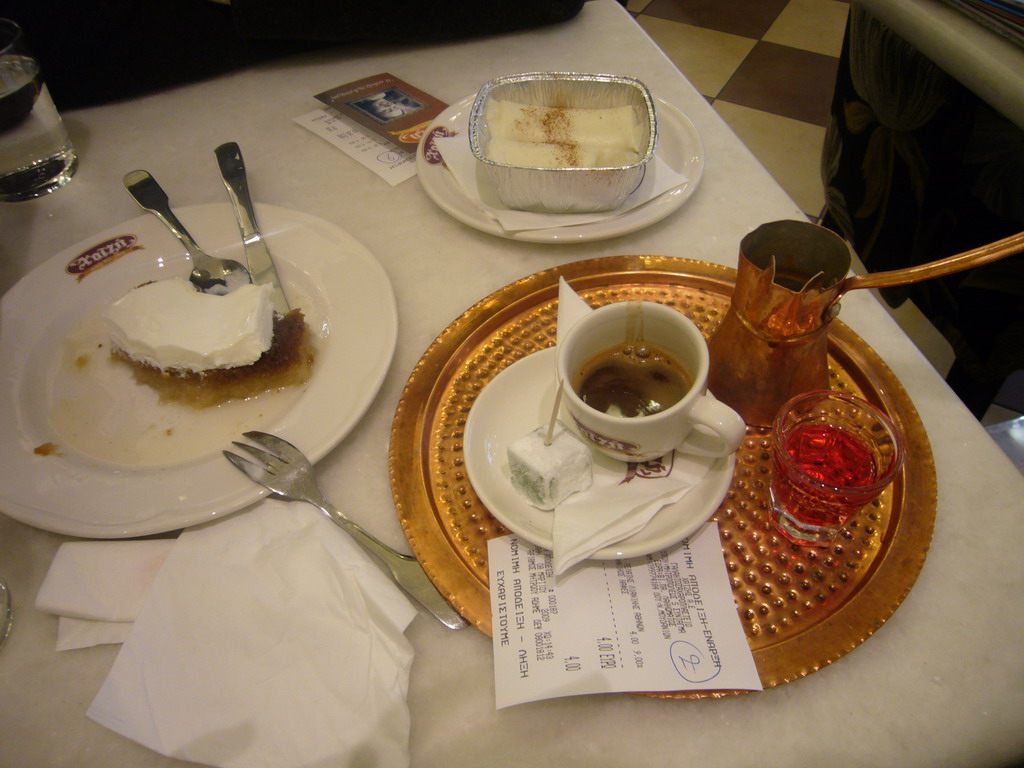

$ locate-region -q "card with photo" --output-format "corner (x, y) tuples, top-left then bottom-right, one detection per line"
(316, 73), (448, 152)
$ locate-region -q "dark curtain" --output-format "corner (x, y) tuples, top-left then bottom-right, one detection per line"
(821, 4), (1024, 416)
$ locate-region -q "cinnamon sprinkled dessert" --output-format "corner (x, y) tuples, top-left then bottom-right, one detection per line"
(484, 101), (643, 168)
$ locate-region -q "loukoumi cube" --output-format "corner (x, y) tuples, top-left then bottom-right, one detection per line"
(508, 420), (592, 510)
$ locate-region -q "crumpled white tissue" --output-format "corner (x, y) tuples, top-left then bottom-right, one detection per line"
(35, 539), (174, 650)
(84, 500), (417, 768)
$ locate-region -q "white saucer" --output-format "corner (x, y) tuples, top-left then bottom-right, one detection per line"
(0, 204), (397, 538)
(463, 348), (734, 558)
(416, 95), (704, 243)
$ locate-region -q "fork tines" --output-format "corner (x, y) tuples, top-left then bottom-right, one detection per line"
(222, 448), (265, 483)
(241, 430), (298, 456)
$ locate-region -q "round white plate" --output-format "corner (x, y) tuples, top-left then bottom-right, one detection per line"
(463, 348), (734, 558)
(416, 95), (704, 243)
(0, 204), (397, 538)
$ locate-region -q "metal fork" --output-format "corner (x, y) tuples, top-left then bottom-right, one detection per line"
(224, 431), (468, 630)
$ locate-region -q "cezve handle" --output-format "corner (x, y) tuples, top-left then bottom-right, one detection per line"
(836, 231), (1024, 297)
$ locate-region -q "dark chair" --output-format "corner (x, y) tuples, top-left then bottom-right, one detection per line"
(820, 4), (1024, 418)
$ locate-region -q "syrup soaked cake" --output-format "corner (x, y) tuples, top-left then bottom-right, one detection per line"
(103, 278), (314, 408)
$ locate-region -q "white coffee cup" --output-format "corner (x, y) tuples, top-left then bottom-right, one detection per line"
(556, 301), (746, 462)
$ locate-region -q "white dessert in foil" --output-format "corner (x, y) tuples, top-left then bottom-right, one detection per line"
(484, 100), (643, 168)
(104, 278), (275, 372)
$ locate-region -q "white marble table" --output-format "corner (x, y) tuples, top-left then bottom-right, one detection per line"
(1, 2), (1022, 766)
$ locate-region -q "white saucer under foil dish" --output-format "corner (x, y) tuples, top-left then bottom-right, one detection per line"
(0, 204), (397, 538)
(463, 348), (734, 557)
(417, 95), (704, 243)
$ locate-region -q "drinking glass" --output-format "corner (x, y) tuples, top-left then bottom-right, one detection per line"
(770, 390), (904, 546)
(0, 18), (77, 202)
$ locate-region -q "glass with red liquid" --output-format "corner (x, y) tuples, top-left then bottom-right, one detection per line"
(770, 390), (904, 546)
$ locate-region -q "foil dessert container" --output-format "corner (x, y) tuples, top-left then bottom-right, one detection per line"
(469, 73), (658, 214)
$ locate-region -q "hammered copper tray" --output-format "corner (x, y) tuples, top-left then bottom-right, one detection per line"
(389, 255), (936, 697)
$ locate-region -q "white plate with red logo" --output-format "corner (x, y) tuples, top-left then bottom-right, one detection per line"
(416, 94), (704, 244)
(0, 204), (397, 538)
(463, 348), (735, 558)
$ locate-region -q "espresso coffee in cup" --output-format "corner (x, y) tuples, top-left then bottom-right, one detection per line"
(556, 301), (746, 462)
(574, 341), (693, 418)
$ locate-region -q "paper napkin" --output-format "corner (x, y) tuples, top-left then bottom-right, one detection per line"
(433, 134), (686, 232)
(35, 539), (174, 651)
(548, 279), (716, 574)
(556, 275), (593, 335)
(81, 501), (417, 768)
(550, 450), (714, 574)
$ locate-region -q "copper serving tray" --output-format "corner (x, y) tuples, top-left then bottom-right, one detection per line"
(389, 255), (936, 697)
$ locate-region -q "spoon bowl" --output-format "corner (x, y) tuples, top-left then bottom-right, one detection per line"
(123, 169), (251, 294)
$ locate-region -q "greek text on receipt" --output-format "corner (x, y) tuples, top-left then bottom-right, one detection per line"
(488, 522), (762, 708)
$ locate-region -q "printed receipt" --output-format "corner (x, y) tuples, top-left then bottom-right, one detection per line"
(488, 523), (762, 708)
(293, 107), (417, 186)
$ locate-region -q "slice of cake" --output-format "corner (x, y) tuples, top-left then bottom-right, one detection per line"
(103, 278), (314, 408)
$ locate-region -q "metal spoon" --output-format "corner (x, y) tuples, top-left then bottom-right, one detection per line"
(123, 169), (252, 294)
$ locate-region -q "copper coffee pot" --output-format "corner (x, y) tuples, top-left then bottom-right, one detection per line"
(707, 220), (1024, 426)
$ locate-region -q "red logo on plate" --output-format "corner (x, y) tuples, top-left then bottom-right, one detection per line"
(422, 126), (456, 166)
(66, 235), (142, 282)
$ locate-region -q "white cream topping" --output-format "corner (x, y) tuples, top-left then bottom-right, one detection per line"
(103, 278), (275, 372)
(484, 100), (643, 168)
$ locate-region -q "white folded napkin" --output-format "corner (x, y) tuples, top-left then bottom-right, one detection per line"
(52, 500), (417, 768)
(433, 133), (686, 232)
(555, 275), (593, 336)
(35, 539), (174, 651)
(551, 450), (714, 574)
(549, 279), (715, 574)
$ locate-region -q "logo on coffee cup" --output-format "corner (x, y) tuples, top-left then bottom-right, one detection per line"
(572, 418), (642, 457)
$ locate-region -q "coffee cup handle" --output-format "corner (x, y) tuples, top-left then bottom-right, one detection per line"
(675, 397), (747, 457)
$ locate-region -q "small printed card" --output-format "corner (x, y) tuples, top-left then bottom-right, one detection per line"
(294, 73), (448, 186)
(316, 73), (447, 152)
(488, 523), (762, 708)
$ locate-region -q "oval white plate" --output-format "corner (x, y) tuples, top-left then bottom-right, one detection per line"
(416, 95), (704, 243)
(0, 204), (397, 538)
(463, 348), (734, 558)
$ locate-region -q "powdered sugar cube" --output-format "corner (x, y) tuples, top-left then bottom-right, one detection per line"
(508, 421), (593, 510)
